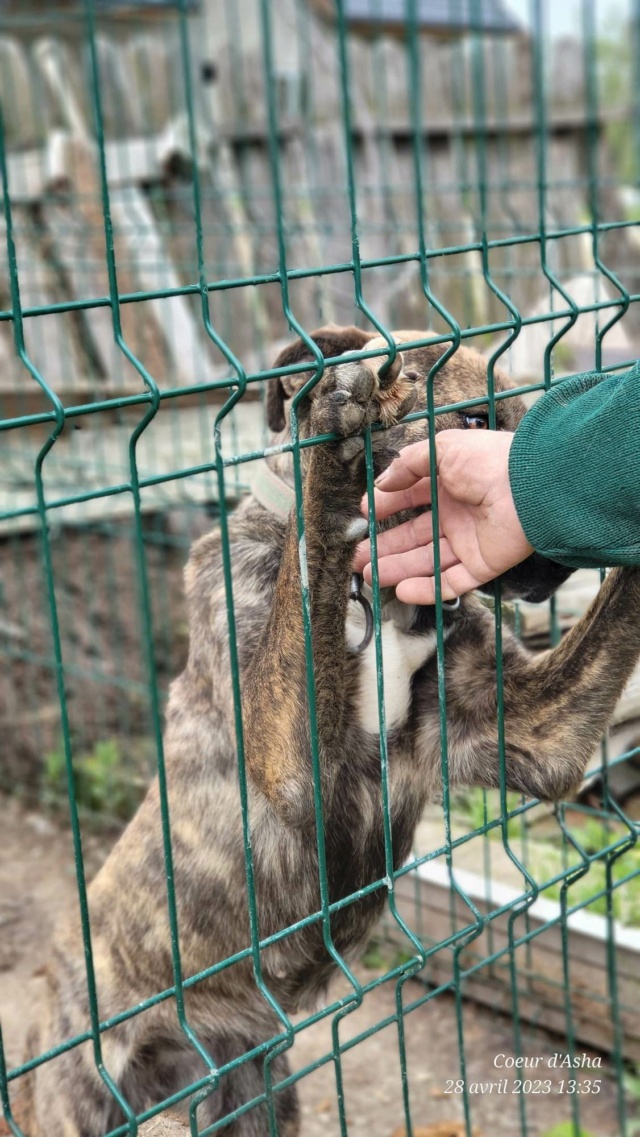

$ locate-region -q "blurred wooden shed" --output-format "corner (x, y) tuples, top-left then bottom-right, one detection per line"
(0, 0), (638, 530)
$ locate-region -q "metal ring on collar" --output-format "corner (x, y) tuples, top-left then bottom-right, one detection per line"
(349, 572), (374, 655)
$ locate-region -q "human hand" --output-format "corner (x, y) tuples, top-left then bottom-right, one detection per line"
(353, 429), (534, 604)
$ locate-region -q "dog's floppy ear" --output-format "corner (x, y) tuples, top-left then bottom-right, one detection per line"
(266, 325), (374, 432)
(265, 372), (288, 433)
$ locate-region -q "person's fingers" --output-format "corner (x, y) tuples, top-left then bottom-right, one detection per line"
(359, 478), (432, 521)
(352, 511), (439, 573)
(372, 440), (433, 491)
(394, 562), (484, 605)
(352, 542), (370, 572)
(364, 542), (460, 588)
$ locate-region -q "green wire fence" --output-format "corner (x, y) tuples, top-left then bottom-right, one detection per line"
(1, 0), (640, 1134)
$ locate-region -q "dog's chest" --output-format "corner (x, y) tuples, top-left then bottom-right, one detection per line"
(345, 598), (437, 734)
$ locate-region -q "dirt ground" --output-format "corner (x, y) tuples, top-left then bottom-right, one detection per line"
(0, 795), (631, 1137)
(1, 523), (193, 795)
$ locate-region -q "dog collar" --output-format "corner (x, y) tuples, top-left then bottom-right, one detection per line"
(250, 463), (296, 521)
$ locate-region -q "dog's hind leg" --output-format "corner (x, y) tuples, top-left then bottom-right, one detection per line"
(197, 1044), (299, 1137)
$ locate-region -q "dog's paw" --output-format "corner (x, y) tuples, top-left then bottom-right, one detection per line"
(309, 361), (376, 450)
(309, 357), (417, 462)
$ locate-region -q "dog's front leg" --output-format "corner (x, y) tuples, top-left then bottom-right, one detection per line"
(438, 566), (640, 801)
(243, 362), (387, 826)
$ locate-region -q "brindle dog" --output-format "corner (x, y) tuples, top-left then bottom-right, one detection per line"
(10, 327), (640, 1137)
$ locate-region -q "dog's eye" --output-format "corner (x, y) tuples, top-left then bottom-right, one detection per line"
(463, 413), (489, 430)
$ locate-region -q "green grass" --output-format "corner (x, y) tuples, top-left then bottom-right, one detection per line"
(42, 737), (148, 823)
(540, 1125), (600, 1137)
(453, 791), (640, 928)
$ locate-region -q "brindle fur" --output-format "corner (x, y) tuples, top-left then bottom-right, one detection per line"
(8, 328), (640, 1137)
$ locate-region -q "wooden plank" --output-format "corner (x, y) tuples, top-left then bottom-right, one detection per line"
(30, 34), (216, 389)
(0, 383), (259, 421)
(54, 135), (169, 385)
(0, 205), (86, 389)
(2, 105), (620, 206)
(390, 862), (640, 1061)
(42, 194), (121, 387)
(212, 110), (621, 144)
(124, 33), (174, 134)
(4, 123), (176, 208)
(109, 183), (216, 386)
(0, 37), (43, 151)
(0, 400), (265, 535)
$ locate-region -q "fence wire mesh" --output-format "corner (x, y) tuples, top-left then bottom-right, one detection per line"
(0, 1), (640, 1136)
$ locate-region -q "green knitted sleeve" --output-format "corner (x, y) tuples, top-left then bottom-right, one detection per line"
(508, 362), (640, 569)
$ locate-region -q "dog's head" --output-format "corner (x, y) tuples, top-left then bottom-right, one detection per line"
(267, 325), (573, 603)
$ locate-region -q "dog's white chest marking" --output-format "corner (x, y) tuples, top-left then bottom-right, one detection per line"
(346, 600), (438, 734)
